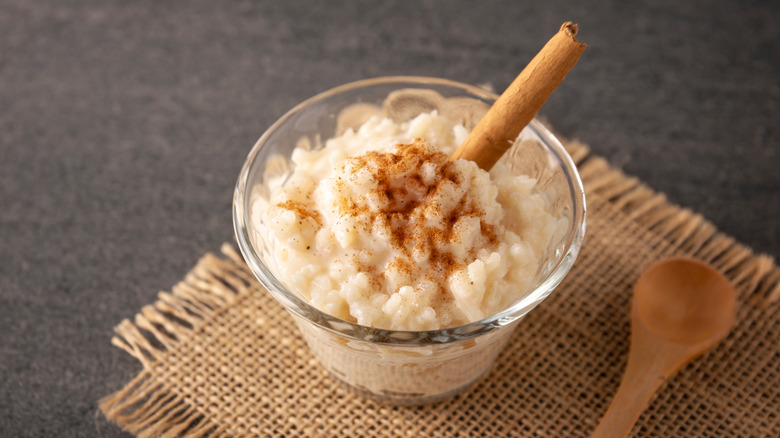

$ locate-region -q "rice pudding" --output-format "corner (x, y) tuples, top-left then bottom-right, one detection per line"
(255, 111), (559, 331)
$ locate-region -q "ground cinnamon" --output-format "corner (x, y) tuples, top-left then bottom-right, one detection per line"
(450, 22), (586, 170)
(331, 140), (495, 292)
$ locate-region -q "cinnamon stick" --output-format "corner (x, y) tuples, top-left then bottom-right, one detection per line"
(450, 22), (586, 170)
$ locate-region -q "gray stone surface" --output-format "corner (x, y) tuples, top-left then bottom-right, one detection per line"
(1, 0), (777, 436)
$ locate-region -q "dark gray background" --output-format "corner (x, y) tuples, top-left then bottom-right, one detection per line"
(2, 0), (778, 436)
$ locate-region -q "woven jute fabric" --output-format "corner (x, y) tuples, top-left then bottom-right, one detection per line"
(100, 140), (780, 437)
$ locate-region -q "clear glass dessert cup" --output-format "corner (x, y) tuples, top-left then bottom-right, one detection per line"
(233, 76), (586, 404)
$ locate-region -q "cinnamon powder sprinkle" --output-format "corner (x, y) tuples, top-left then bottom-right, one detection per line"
(337, 139), (497, 287)
(276, 200), (322, 226)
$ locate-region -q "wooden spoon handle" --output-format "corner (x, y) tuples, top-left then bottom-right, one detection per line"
(590, 358), (668, 438)
(591, 324), (698, 438)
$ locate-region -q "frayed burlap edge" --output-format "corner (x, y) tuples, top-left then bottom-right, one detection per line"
(566, 139), (779, 307)
(99, 248), (253, 438)
(99, 140), (779, 437)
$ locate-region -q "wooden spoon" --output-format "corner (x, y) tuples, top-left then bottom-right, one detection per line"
(591, 257), (736, 438)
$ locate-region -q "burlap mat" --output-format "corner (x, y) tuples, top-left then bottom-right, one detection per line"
(101, 140), (780, 437)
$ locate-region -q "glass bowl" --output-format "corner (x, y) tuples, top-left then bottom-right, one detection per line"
(233, 76), (586, 404)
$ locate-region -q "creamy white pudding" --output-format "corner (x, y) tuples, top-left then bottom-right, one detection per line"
(254, 111), (558, 331)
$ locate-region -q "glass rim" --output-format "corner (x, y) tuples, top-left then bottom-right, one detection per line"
(233, 76), (586, 345)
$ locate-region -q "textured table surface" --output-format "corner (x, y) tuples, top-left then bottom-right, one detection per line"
(1, 1), (778, 436)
